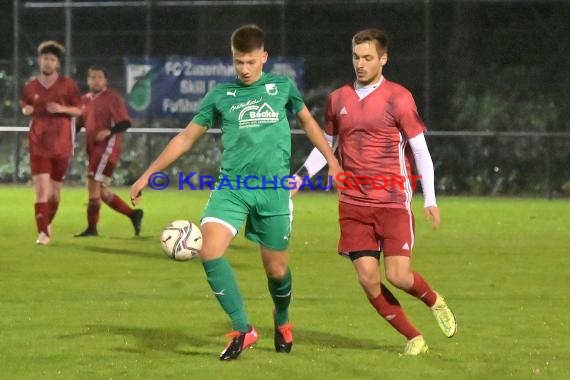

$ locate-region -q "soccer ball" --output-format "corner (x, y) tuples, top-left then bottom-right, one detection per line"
(160, 220), (202, 260)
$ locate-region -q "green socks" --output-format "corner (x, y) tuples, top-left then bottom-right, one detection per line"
(268, 268), (292, 326)
(203, 258), (292, 330)
(203, 257), (249, 332)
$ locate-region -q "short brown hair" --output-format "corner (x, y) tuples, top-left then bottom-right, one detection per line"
(37, 40), (65, 60)
(231, 24), (265, 52)
(352, 28), (388, 55)
(88, 65), (108, 78)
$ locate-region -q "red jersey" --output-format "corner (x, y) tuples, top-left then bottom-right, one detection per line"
(21, 76), (81, 158)
(81, 89), (130, 160)
(325, 78), (426, 209)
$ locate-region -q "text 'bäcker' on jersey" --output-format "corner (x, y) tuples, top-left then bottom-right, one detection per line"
(230, 97), (280, 129)
(325, 78), (427, 209)
(192, 73), (305, 183)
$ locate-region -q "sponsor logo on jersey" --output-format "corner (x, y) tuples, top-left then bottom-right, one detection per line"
(238, 102), (279, 128)
(230, 97), (262, 112)
(265, 83), (278, 95)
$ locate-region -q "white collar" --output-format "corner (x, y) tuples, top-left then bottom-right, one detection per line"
(354, 76), (384, 100)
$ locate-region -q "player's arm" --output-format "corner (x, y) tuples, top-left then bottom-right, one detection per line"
(46, 80), (83, 116)
(408, 133), (440, 229)
(296, 106), (342, 184)
(109, 120), (131, 135)
(96, 120), (131, 142)
(97, 94), (133, 141)
(394, 88), (440, 229)
(75, 112), (85, 135)
(45, 102), (83, 117)
(22, 104), (34, 116)
(288, 133), (336, 195)
(130, 122), (207, 204)
(20, 86), (34, 115)
(291, 93), (340, 194)
(295, 132), (337, 178)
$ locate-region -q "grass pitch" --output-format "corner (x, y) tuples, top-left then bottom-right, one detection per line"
(0, 186), (568, 379)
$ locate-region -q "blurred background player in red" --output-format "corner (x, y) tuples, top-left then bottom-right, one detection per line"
(74, 66), (143, 237)
(295, 28), (457, 355)
(21, 41), (82, 245)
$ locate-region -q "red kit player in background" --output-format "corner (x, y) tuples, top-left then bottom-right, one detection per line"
(75, 66), (143, 237)
(21, 41), (82, 245)
(295, 28), (457, 355)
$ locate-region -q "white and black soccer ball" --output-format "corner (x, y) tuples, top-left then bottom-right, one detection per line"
(160, 220), (202, 260)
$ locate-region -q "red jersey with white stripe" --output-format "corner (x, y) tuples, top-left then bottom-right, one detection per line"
(21, 76), (81, 158)
(325, 78), (426, 209)
(81, 89), (130, 162)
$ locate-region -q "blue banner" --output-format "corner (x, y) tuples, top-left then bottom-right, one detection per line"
(124, 57), (304, 119)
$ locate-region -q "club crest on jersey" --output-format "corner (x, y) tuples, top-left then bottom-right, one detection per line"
(265, 83), (278, 95)
(238, 102), (279, 128)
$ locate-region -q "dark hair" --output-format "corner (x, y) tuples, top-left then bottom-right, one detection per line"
(231, 24), (265, 52)
(37, 40), (65, 60)
(352, 28), (388, 55)
(87, 65), (108, 78)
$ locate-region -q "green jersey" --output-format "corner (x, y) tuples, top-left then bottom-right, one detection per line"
(192, 72), (305, 184)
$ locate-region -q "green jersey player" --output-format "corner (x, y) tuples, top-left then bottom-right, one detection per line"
(194, 72), (301, 183)
(131, 24), (341, 361)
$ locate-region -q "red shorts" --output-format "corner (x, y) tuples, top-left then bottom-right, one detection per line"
(29, 154), (70, 182)
(338, 201), (415, 257)
(87, 154), (117, 184)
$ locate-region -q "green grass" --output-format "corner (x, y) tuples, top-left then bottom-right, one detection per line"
(0, 187), (569, 379)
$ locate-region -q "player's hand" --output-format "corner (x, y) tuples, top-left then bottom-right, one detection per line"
(96, 129), (111, 142)
(46, 102), (63, 113)
(22, 105), (34, 116)
(130, 177), (147, 206)
(333, 170), (367, 193)
(289, 175), (304, 197)
(424, 206), (441, 230)
(328, 160), (343, 189)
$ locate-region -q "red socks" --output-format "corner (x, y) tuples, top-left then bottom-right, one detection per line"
(87, 198), (101, 231)
(370, 284), (421, 340)
(48, 201), (59, 224)
(102, 193), (133, 217)
(34, 202), (50, 235)
(406, 272), (437, 307)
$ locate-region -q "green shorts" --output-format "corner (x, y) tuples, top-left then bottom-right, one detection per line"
(201, 187), (293, 251)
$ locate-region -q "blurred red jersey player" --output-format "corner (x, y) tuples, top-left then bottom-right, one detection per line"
(20, 40), (82, 245)
(74, 66), (143, 237)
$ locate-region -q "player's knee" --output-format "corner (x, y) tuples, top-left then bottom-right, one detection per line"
(385, 269), (412, 289)
(267, 266), (287, 280)
(265, 263), (288, 279)
(101, 190), (113, 203)
(88, 198), (101, 206)
(199, 243), (223, 261)
(36, 190), (49, 201)
(48, 194), (60, 203)
(357, 272), (380, 291)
